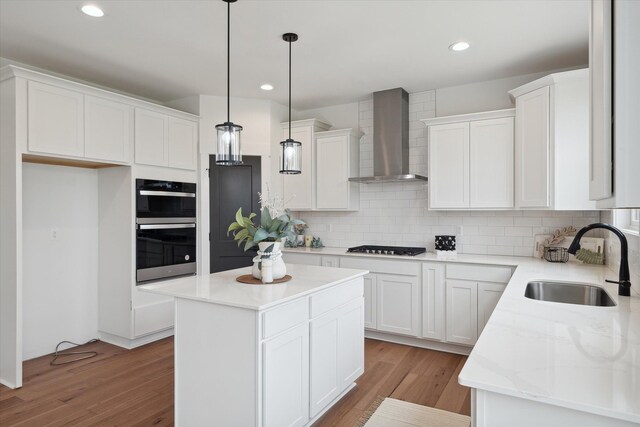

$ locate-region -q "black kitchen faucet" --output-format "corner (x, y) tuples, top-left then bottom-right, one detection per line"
(568, 223), (631, 296)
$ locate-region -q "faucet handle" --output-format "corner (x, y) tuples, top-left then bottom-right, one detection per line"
(605, 279), (621, 284)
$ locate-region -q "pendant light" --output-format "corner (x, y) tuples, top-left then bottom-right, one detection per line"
(215, 0), (242, 165)
(280, 33), (301, 174)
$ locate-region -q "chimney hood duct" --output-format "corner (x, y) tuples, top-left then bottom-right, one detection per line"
(349, 88), (428, 183)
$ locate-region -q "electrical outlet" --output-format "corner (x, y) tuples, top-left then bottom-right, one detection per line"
(457, 225), (463, 236)
(50, 228), (59, 240)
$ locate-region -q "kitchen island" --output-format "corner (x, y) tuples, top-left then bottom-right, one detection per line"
(139, 263), (368, 427)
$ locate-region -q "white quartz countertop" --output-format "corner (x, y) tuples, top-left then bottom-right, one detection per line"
(286, 246), (640, 422)
(138, 264), (368, 311)
(458, 259), (640, 423)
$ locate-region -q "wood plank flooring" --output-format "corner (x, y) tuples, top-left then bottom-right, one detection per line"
(0, 337), (470, 426)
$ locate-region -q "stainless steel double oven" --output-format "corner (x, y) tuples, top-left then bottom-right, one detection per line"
(136, 179), (197, 283)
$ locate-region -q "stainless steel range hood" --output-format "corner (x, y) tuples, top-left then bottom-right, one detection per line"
(349, 88), (428, 183)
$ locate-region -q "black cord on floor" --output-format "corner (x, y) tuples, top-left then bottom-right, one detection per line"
(50, 339), (100, 366)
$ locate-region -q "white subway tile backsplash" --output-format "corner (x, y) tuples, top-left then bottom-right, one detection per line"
(296, 96), (602, 257)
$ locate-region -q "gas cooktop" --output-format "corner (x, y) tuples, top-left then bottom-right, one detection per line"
(346, 245), (426, 256)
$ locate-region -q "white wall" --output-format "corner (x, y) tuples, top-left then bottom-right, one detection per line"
(22, 163), (98, 360)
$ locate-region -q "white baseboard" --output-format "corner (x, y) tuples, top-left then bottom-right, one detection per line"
(99, 328), (174, 350)
(365, 330), (472, 356)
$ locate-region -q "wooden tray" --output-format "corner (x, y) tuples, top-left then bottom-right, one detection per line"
(236, 274), (292, 285)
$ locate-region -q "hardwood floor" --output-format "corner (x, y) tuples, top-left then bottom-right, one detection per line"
(0, 337), (470, 426)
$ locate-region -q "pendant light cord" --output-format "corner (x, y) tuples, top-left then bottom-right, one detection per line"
(288, 38), (292, 140)
(226, 0), (230, 124)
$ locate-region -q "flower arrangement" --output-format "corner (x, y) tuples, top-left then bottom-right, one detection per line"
(227, 188), (305, 251)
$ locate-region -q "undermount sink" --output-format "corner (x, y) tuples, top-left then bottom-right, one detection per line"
(525, 281), (616, 307)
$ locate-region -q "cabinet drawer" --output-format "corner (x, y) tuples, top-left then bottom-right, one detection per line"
(310, 278), (363, 319)
(282, 252), (322, 266)
(340, 257), (419, 276)
(133, 300), (174, 337)
(446, 264), (513, 284)
(262, 297), (309, 339)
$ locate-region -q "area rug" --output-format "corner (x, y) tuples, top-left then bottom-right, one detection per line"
(356, 397), (471, 427)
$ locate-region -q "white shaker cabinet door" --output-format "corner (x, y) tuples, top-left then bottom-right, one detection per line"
(589, 0), (613, 201)
(337, 297), (364, 388)
(316, 134), (348, 209)
(168, 117), (197, 170)
(310, 309), (340, 417)
(469, 117), (514, 208)
(428, 122), (470, 209)
(445, 279), (478, 346)
(27, 81), (84, 157)
(263, 322), (310, 427)
(421, 263), (445, 341)
(515, 86), (550, 208)
(134, 108), (169, 167)
(376, 274), (420, 337)
(363, 274), (377, 330)
(321, 255), (341, 268)
(283, 126), (314, 210)
(478, 282), (506, 336)
(84, 95), (132, 163)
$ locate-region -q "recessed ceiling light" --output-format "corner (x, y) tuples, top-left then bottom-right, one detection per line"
(449, 41), (470, 52)
(260, 83), (274, 91)
(81, 4), (104, 18)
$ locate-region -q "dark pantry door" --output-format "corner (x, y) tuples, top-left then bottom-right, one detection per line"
(209, 155), (261, 273)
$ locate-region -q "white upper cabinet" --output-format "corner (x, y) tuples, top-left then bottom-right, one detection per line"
(514, 87), (550, 208)
(168, 117), (198, 170)
(281, 119), (331, 211)
(6, 66), (198, 169)
(589, 0), (640, 208)
(428, 122), (469, 209)
(27, 81), (84, 157)
(424, 110), (515, 210)
(470, 117), (514, 208)
(315, 129), (360, 211)
(135, 108), (169, 167)
(135, 109), (197, 170)
(84, 95), (132, 163)
(509, 69), (596, 210)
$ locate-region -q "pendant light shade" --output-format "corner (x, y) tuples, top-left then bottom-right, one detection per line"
(216, 0), (242, 166)
(280, 32), (301, 174)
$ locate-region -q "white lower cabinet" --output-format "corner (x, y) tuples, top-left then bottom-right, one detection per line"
(363, 273), (377, 329)
(310, 297), (364, 418)
(478, 282), (507, 335)
(445, 264), (512, 346)
(282, 252), (322, 266)
(321, 255), (341, 268)
(263, 322), (310, 427)
(376, 274), (420, 337)
(421, 263), (445, 341)
(446, 279), (479, 346)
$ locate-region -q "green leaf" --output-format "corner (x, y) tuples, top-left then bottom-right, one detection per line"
(235, 228), (249, 242)
(235, 208), (244, 226)
(249, 212), (257, 220)
(253, 228), (269, 243)
(261, 208), (273, 229)
(227, 222), (241, 234)
(244, 240), (256, 251)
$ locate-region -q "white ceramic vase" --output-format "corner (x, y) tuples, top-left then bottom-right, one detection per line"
(253, 241), (287, 280)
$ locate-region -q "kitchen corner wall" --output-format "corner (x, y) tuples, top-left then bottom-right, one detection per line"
(297, 87), (601, 256)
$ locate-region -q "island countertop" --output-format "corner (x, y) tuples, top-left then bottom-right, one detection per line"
(138, 264), (368, 311)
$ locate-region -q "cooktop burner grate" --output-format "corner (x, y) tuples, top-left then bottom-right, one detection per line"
(346, 245), (426, 256)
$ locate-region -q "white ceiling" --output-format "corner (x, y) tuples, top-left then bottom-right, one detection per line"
(0, 0), (589, 110)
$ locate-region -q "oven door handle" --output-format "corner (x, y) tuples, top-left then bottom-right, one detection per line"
(138, 223), (196, 230)
(138, 190), (196, 198)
